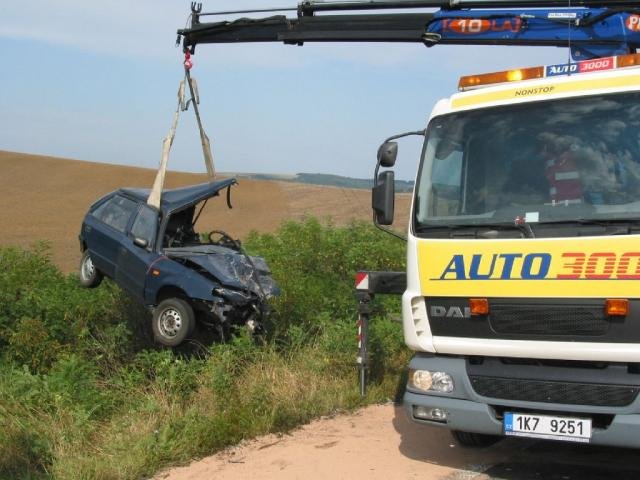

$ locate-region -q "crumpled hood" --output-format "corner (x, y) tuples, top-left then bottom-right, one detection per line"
(164, 245), (279, 298)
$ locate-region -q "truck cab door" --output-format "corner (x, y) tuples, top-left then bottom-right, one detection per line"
(115, 205), (160, 302)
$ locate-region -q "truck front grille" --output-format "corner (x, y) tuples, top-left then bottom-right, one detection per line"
(470, 375), (639, 407)
(489, 304), (608, 336)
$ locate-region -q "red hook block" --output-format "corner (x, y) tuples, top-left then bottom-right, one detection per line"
(184, 52), (193, 70)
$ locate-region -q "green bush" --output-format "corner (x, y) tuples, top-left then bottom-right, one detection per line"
(244, 217), (405, 339)
(0, 243), (147, 376)
(0, 219), (408, 479)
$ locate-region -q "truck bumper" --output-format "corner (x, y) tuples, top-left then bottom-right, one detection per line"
(404, 355), (640, 448)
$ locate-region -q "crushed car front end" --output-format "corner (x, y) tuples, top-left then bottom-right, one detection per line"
(158, 244), (279, 334)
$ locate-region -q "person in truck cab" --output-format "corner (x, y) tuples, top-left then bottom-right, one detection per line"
(538, 132), (584, 206)
(538, 122), (640, 207)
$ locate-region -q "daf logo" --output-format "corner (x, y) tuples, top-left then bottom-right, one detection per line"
(430, 305), (471, 319)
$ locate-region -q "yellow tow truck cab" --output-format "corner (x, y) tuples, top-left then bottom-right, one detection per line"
(403, 53), (640, 447)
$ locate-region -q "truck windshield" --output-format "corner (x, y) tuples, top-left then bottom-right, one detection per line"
(414, 92), (640, 236)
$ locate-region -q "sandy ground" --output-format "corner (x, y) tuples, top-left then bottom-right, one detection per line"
(0, 150), (409, 273)
(154, 404), (640, 480)
(155, 404), (502, 480)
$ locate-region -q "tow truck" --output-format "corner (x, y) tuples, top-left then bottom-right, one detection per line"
(177, 1), (640, 447)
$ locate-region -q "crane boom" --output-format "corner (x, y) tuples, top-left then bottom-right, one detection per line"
(178, 0), (640, 61)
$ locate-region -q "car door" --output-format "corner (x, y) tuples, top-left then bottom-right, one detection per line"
(115, 204), (160, 301)
(84, 195), (138, 278)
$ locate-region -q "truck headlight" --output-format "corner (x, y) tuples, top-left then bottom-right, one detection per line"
(408, 369), (454, 393)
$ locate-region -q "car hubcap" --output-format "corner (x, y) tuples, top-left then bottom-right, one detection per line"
(159, 308), (182, 338)
(82, 255), (95, 280)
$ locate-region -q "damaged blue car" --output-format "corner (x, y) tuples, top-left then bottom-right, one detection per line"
(78, 179), (279, 346)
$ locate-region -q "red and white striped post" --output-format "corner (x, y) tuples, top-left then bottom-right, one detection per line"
(355, 271), (372, 397)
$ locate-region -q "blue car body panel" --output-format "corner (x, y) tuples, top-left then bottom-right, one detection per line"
(142, 256), (221, 305)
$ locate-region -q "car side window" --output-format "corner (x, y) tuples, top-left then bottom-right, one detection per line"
(92, 195), (138, 233)
(131, 206), (158, 247)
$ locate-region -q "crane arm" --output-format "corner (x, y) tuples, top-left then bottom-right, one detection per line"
(179, 13), (435, 45)
(177, 0), (640, 61)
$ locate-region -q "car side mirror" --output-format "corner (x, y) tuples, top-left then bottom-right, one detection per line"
(372, 171), (395, 225)
(133, 237), (149, 249)
(377, 142), (398, 168)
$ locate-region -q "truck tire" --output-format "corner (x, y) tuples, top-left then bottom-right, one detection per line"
(152, 298), (194, 347)
(451, 430), (501, 448)
(79, 250), (103, 288)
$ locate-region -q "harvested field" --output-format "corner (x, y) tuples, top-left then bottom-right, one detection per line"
(0, 150), (410, 273)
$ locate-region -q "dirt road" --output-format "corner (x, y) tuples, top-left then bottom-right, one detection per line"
(156, 404), (640, 480)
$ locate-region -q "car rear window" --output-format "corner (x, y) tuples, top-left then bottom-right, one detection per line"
(92, 195), (138, 233)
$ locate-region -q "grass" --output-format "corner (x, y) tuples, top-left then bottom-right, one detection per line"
(0, 219), (409, 479)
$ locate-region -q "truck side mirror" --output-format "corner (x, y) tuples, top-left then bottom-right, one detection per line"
(377, 142), (398, 168)
(372, 171), (395, 225)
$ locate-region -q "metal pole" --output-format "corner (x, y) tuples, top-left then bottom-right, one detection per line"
(300, 0), (637, 13)
(198, 7), (298, 16)
(192, 0), (636, 20)
(356, 291), (372, 397)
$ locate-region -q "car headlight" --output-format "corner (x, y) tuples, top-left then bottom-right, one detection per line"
(408, 369), (454, 393)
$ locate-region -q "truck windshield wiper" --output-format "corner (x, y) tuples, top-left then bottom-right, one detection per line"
(415, 222), (535, 238)
(539, 218), (640, 225)
(476, 222), (535, 238)
(537, 218), (640, 234)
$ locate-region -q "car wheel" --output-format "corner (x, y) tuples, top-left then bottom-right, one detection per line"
(79, 250), (103, 288)
(451, 430), (501, 448)
(152, 298), (194, 347)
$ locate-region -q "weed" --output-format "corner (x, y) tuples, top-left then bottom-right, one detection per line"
(0, 219), (407, 479)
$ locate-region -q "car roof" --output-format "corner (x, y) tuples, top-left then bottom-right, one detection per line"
(119, 178), (237, 215)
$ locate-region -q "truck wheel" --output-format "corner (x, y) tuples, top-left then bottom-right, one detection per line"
(152, 298), (194, 347)
(79, 250), (103, 288)
(451, 430), (501, 448)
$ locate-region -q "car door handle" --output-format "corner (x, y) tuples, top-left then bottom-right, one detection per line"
(119, 247), (128, 255)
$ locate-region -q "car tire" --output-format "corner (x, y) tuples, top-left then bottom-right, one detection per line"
(451, 430), (501, 448)
(152, 298), (195, 347)
(79, 250), (103, 288)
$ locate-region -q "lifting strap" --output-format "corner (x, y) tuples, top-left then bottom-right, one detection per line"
(185, 68), (215, 179)
(147, 52), (215, 209)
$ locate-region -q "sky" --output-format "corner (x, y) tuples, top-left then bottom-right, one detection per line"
(0, 1), (565, 180)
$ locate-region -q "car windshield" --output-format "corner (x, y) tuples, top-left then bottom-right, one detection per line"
(413, 92), (640, 236)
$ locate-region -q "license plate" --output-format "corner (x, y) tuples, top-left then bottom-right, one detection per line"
(504, 412), (592, 443)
